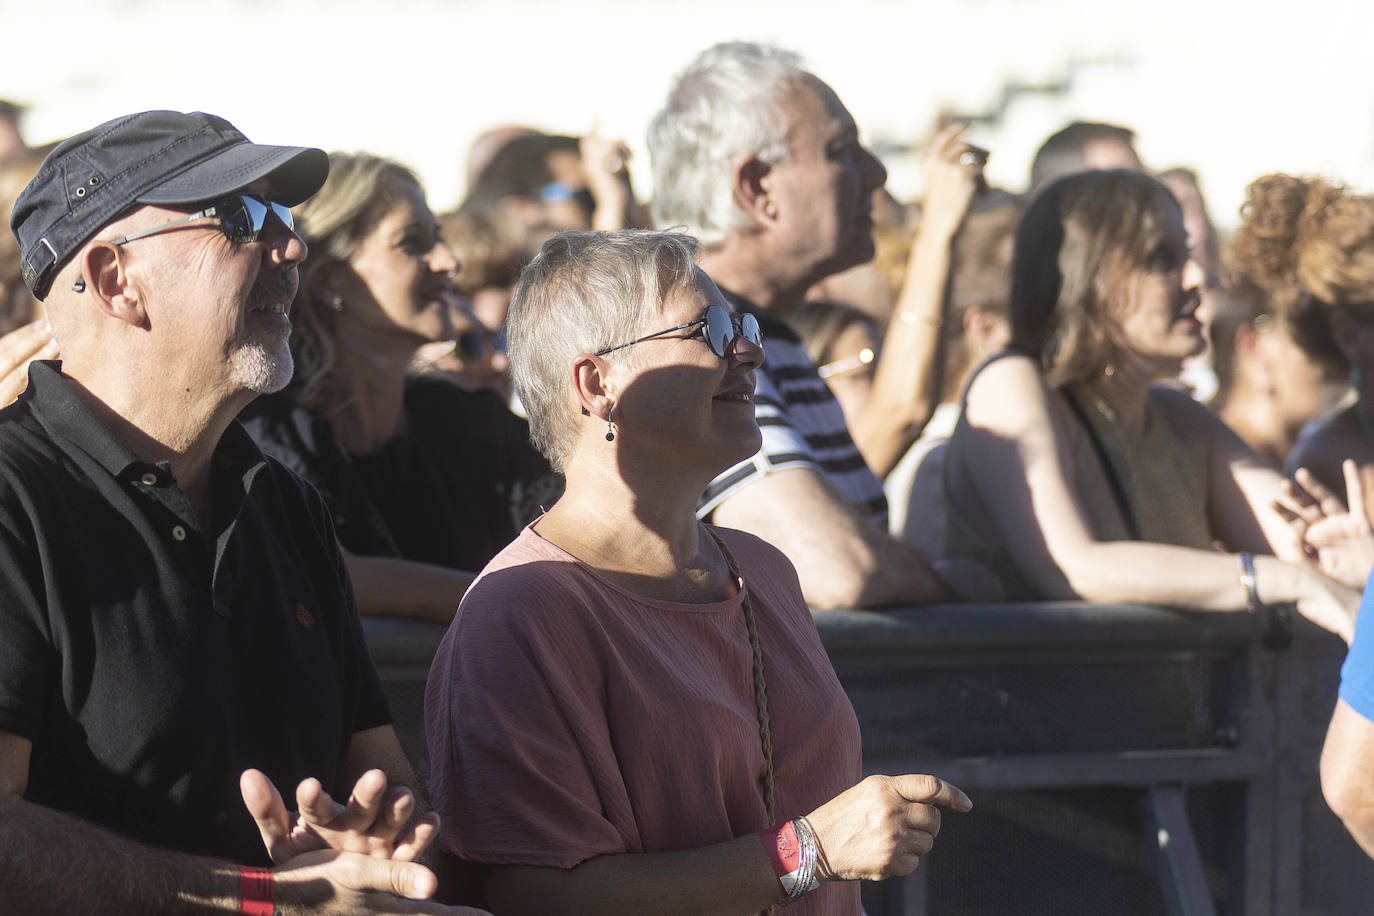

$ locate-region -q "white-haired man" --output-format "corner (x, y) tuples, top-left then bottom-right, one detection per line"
(2, 110), (480, 915)
(649, 42), (980, 608)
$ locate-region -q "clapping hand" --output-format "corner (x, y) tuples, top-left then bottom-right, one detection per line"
(240, 768), (440, 864)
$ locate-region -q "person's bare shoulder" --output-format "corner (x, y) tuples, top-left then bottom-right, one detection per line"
(962, 353), (1048, 436)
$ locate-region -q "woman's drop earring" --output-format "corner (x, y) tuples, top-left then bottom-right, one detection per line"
(328, 296), (343, 312)
(605, 421), (616, 442)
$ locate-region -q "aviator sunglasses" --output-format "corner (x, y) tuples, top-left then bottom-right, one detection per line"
(74, 194), (294, 292)
(595, 304), (763, 359)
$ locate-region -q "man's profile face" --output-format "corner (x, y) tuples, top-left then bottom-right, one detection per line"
(119, 187), (304, 396)
(760, 75), (888, 284)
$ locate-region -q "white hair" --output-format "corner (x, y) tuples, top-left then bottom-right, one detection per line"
(648, 42), (807, 246)
(506, 229), (701, 472)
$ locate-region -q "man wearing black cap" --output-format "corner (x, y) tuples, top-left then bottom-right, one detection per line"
(1, 111), (478, 914)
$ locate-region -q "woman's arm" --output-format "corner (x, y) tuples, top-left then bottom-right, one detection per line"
(849, 125), (984, 479)
(342, 550), (473, 623)
(956, 357), (1357, 629)
(483, 774), (971, 916)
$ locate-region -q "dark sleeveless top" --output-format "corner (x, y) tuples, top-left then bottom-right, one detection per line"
(942, 352), (1213, 600)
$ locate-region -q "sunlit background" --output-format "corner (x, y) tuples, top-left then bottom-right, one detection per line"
(4, 0), (1373, 229)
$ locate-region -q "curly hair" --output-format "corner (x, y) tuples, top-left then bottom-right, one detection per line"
(1227, 173), (1374, 376)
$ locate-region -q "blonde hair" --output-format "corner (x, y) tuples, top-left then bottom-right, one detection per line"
(290, 152), (420, 412)
(506, 229), (700, 471)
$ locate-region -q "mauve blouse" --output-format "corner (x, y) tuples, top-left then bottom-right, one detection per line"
(425, 523), (863, 915)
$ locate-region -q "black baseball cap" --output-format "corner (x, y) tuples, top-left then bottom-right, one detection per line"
(11, 110), (329, 300)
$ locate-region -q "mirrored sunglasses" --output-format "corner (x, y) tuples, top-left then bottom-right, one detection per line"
(72, 194), (296, 293)
(595, 304), (763, 359)
(109, 193), (294, 247)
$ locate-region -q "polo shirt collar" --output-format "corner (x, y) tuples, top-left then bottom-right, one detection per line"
(23, 359), (268, 484)
(25, 360), (141, 477)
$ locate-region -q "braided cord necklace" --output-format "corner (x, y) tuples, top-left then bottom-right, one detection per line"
(703, 525), (777, 823)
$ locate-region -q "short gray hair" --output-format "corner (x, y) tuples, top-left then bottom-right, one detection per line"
(648, 42), (806, 246)
(506, 229), (701, 471)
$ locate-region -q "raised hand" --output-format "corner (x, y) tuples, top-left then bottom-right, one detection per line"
(918, 123), (987, 240)
(1302, 460), (1374, 591)
(579, 126), (634, 232)
(1271, 466), (1354, 564)
(241, 768), (440, 864)
(805, 773), (972, 881)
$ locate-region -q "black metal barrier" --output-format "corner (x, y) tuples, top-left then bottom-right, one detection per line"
(363, 602), (1374, 915)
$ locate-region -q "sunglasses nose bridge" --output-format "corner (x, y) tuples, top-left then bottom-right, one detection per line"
(232, 194), (295, 242)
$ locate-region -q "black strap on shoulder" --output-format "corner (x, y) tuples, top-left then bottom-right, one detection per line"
(1062, 390), (1142, 541)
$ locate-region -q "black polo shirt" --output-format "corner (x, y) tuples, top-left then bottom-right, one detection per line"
(0, 362), (391, 864)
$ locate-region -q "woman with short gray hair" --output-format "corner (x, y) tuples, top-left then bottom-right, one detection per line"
(425, 228), (971, 914)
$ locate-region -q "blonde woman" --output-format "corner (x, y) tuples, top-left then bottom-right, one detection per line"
(242, 153), (557, 622)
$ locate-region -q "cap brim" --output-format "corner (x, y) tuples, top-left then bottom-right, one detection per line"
(137, 143), (329, 208)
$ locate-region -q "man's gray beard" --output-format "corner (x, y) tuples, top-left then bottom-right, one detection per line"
(231, 341), (294, 394)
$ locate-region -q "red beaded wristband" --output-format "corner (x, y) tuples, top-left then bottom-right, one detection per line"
(238, 866), (274, 916)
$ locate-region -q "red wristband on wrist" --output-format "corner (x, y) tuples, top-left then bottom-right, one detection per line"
(238, 866), (274, 916)
(759, 820), (803, 895)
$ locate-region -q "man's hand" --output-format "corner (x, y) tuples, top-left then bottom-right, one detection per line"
(241, 768), (439, 864)
(272, 848), (491, 915)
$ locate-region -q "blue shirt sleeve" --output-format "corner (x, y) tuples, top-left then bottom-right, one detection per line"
(1339, 569), (1374, 719)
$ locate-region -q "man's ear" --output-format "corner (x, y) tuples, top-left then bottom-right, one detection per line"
(732, 155), (776, 226)
(80, 243), (146, 328)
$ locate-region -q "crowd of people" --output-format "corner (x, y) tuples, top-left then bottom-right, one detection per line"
(4, 37), (1374, 913)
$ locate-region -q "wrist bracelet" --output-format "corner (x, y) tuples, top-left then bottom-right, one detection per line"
(898, 311), (943, 328)
(759, 818), (821, 902)
(1239, 552), (1294, 650)
(238, 866), (274, 916)
(1238, 552), (1259, 614)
